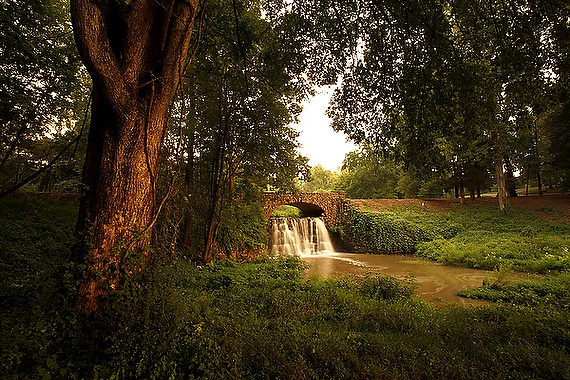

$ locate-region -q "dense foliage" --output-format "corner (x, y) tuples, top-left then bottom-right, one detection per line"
(302, 165), (338, 193)
(159, 0), (311, 263)
(2, 197), (570, 379)
(304, 144), (473, 199)
(0, 196), (77, 311)
(337, 210), (460, 254)
(321, 0), (570, 197)
(334, 148), (401, 199)
(0, 0), (88, 196)
(339, 202), (570, 274)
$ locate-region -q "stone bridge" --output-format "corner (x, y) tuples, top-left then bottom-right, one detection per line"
(260, 191), (353, 227)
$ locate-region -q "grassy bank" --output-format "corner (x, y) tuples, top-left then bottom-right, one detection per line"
(1, 197), (570, 379)
(339, 199), (570, 273)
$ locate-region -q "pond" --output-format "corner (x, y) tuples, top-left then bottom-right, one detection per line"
(301, 252), (498, 307)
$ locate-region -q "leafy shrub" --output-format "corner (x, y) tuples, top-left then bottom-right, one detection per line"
(217, 201), (268, 255)
(339, 211), (461, 254)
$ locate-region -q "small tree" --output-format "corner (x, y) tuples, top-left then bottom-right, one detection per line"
(303, 165), (338, 193)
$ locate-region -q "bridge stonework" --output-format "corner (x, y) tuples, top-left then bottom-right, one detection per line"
(260, 191), (353, 228)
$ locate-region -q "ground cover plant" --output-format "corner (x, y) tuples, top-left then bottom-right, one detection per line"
(415, 203), (570, 273)
(458, 271), (570, 310)
(1, 196), (570, 379)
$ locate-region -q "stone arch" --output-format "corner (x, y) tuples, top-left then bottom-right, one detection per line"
(260, 191), (351, 228)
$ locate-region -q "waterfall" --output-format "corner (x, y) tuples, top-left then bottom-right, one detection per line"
(269, 217), (335, 256)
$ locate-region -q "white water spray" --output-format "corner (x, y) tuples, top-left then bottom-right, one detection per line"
(269, 217), (335, 256)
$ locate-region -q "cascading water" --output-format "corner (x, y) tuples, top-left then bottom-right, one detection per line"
(269, 217), (335, 256)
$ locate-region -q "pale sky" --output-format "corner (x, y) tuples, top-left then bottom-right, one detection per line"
(294, 86), (358, 172)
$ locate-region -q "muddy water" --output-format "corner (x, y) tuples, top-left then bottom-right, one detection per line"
(302, 253), (496, 307)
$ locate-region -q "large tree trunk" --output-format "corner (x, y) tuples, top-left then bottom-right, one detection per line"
(74, 89), (165, 311)
(71, 0), (200, 312)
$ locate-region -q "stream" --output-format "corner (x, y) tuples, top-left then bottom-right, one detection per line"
(269, 216), (498, 307)
(301, 252), (496, 307)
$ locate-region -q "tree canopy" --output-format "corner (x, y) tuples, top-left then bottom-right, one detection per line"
(0, 0), (88, 196)
(292, 0), (570, 206)
(172, 0), (310, 262)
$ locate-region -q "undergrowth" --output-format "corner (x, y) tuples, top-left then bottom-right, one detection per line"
(2, 197), (570, 379)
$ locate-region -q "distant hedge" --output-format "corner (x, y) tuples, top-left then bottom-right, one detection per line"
(337, 211), (461, 254)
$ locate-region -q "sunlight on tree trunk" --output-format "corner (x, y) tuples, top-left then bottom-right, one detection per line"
(70, 0), (201, 312)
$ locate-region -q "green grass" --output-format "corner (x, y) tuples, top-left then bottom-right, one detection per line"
(1, 197), (570, 379)
(415, 204), (570, 273)
(459, 272), (570, 310)
(340, 202), (570, 274)
(271, 204), (303, 217)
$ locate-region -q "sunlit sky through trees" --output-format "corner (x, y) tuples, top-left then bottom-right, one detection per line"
(294, 86), (357, 172)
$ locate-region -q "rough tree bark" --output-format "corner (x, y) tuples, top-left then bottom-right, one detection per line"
(70, 0), (200, 312)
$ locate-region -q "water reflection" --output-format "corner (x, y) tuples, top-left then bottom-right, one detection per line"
(302, 252), (495, 307)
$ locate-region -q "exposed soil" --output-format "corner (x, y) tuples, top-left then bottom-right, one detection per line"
(351, 192), (570, 222)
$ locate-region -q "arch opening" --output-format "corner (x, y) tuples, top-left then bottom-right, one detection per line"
(289, 202), (325, 217)
(270, 203), (325, 218)
(271, 205), (303, 218)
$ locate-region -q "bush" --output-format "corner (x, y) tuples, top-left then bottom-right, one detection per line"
(339, 211), (461, 254)
(217, 201), (268, 256)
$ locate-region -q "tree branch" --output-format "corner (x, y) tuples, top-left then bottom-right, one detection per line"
(158, 0), (200, 109)
(0, 134), (82, 199)
(70, 0), (130, 120)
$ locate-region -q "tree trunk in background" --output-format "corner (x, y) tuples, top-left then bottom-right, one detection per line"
(505, 159), (518, 197)
(71, 0), (200, 312)
(534, 121), (543, 196)
(459, 182), (466, 205)
(182, 87), (197, 251)
(491, 131), (507, 212)
(202, 145), (224, 264)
